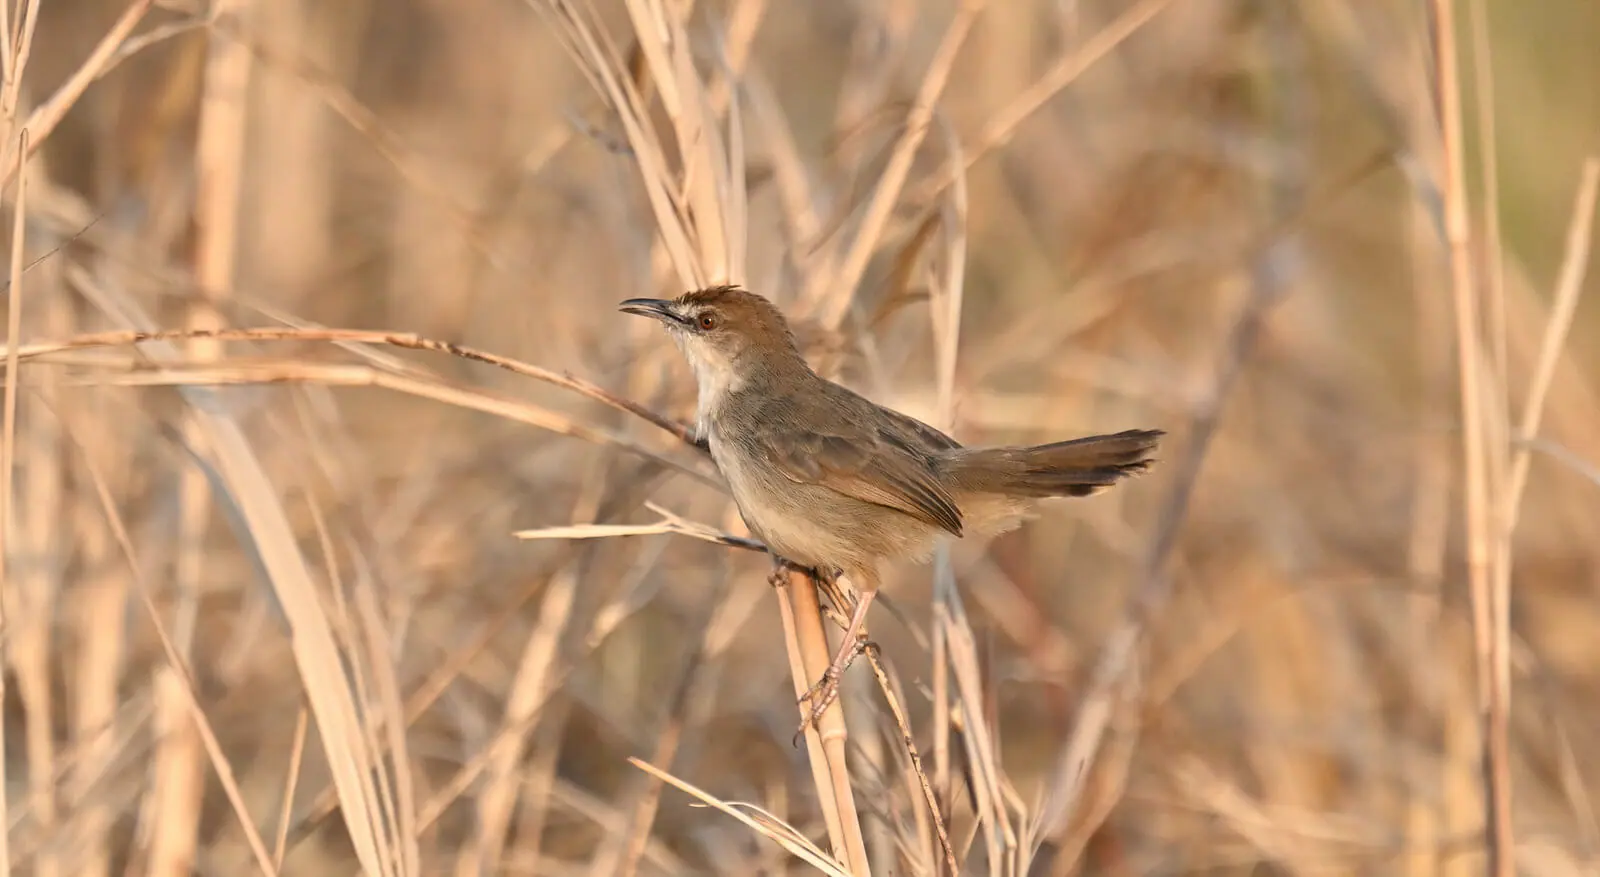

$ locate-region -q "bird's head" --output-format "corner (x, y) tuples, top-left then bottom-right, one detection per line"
(619, 286), (807, 390)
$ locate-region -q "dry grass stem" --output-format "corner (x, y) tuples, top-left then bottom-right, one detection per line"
(938, 569), (1018, 872)
(1431, 2), (1514, 873)
(0, 325), (704, 448)
(0, 0), (152, 188)
(61, 356), (714, 489)
(1500, 158), (1599, 534)
(0, 126), (26, 877)
(865, 648), (958, 875)
(154, 0), (255, 866)
(271, 704), (311, 869)
(781, 569), (872, 875)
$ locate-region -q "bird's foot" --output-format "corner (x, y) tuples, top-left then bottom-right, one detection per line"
(766, 557), (818, 589)
(791, 637), (877, 746)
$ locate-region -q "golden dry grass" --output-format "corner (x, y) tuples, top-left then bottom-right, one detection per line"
(0, 0), (1597, 874)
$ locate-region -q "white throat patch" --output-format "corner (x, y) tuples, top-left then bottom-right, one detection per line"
(671, 332), (744, 436)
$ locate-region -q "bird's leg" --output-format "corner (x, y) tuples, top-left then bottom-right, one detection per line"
(812, 572), (856, 632)
(795, 588), (877, 738)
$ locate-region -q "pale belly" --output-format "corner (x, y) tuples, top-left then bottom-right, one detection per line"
(707, 431), (942, 574)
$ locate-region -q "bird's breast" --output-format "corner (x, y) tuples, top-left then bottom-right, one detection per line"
(707, 429), (817, 560)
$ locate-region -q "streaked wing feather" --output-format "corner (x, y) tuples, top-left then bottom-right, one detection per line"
(763, 429), (965, 537)
(876, 407), (961, 452)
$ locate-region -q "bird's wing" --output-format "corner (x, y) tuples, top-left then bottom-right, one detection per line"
(874, 406), (961, 453)
(757, 424), (965, 537)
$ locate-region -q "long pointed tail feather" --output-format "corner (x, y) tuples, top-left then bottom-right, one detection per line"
(942, 428), (1163, 498)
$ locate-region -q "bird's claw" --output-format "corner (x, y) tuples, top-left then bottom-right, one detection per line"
(790, 669), (839, 746)
(789, 638), (876, 747)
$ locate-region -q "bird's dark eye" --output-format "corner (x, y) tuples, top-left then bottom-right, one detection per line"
(697, 313), (718, 330)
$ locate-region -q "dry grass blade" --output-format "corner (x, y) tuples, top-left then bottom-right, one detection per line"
(68, 271), (411, 876)
(1431, 2), (1512, 873)
(1174, 758), (1370, 864)
(1482, 155), (1597, 875)
(939, 575), (1018, 872)
(0, 0), (42, 127)
(68, 416), (279, 875)
(0, 0), (152, 187)
(1499, 158), (1599, 531)
(201, 421), (405, 877)
(515, 502), (766, 554)
(743, 70), (822, 248)
(1467, 0), (1508, 450)
(627, 757), (854, 877)
(0, 325), (705, 450)
(63, 356), (716, 488)
(404, 548), (728, 843)
(595, 565), (763, 876)
(911, 0), (1175, 205)
(271, 705), (310, 869)
(466, 474), (602, 874)
(919, 107), (970, 877)
(516, 521), (711, 540)
(808, 0), (984, 329)
(865, 650), (958, 874)
(537, 0), (705, 287)
(354, 576), (422, 877)
(621, 0), (729, 281)
(1522, 439), (1600, 488)
(0, 126), (26, 877)
(155, 1), (253, 866)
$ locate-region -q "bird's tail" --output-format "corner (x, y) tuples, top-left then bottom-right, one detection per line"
(942, 429), (1163, 498)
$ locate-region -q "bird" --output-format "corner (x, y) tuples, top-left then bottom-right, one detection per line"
(621, 285), (1162, 733)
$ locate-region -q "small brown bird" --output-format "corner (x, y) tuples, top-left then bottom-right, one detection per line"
(622, 286), (1161, 731)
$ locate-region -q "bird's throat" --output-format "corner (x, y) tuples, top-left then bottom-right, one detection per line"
(671, 338), (744, 438)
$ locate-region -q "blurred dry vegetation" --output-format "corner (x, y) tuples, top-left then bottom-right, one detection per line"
(1, 0), (1598, 874)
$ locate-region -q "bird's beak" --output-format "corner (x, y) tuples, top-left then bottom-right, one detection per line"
(618, 298), (688, 326)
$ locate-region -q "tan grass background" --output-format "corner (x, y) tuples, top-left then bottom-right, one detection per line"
(1, 0), (1598, 874)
